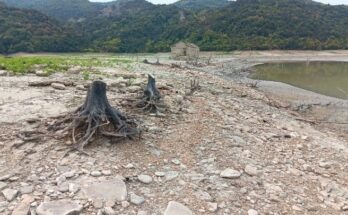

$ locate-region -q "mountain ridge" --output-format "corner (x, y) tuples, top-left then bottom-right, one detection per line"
(0, 0), (347, 53)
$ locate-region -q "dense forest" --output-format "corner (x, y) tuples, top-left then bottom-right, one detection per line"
(0, 3), (80, 53)
(0, 0), (347, 53)
(174, 0), (231, 10)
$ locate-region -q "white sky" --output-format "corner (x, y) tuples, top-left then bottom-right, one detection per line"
(90, 0), (348, 5)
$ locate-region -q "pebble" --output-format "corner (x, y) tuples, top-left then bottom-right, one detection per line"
(137, 210), (148, 215)
(19, 185), (34, 194)
(124, 163), (134, 169)
(165, 171), (179, 181)
(56, 175), (66, 186)
(171, 159), (181, 165)
(51, 83), (66, 90)
(248, 209), (258, 215)
(0, 174), (11, 181)
(130, 193), (145, 205)
(0, 182), (7, 190)
(35, 70), (47, 77)
(102, 170), (112, 176)
(104, 207), (116, 215)
(69, 183), (80, 193)
(58, 182), (69, 193)
(207, 202), (218, 212)
(121, 201), (130, 208)
(76, 85), (86, 91)
(128, 86), (142, 93)
(244, 165), (260, 176)
(220, 168), (241, 179)
(91, 171), (102, 177)
(138, 175), (153, 184)
(164, 201), (193, 215)
(62, 171), (76, 178)
(155, 172), (165, 177)
(2, 188), (18, 201)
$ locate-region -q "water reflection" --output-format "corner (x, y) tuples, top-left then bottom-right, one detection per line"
(252, 62), (348, 99)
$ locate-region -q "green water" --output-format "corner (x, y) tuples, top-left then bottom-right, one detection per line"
(252, 61), (348, 100)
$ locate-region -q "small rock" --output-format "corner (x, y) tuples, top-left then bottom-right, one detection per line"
(220, 168), (241, 179)
(56, 175), (66, 186)
(137, 210), (148, 215)
(164, 201), (193, 215)
(76, 85), (86, 91)
(171, 159), (181, 165)
(68, 183), (79, 193)
(11, 195), (34, 215)
(91, 171), (102, 177)
(35, 70), (47, 77)
(128, 86), (142, 93)
(155, 172), (165, 177)
(165, 171), (179, 181)
(174, 95), (184, 104)
(0, 174), (11, 181)
(231, 136), (247, 146)
(121, 201), (130, 208)
(124, 164), (134, 169)
(138, 175), (153, 184)
(244, 165), (260, 176)
(58, 182), (69, 193)
(248, 209), (258, 215)
(51, 83), (66, 90)
(130, 193), (145, 205)
(342, 205), (348, 211)
(81, 178), (127, 205)
(0, 182), (7, 190)
(19, 185), (34, 194)
(0, 70), (8, 76)
(207, 202), (218, 212)
(319, 161), (331, 169)
(2, 188), (18, 201)
(102, 170), (112, 176)
(62, 171), (76, 179)
(103, 207), (116, 215)
(36, 200), (83, 215)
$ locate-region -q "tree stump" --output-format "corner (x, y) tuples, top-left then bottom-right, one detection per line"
(51, 80), (138, 152)
(137, 74), (165, 114)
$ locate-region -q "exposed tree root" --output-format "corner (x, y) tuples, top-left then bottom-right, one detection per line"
(136, 74), (166, 114)
(185, 79), (201, 96)
(29, 80), (75, 87)
(50, 80), (139, 153)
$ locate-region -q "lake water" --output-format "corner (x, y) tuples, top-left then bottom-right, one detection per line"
(251, 61), (348, 100)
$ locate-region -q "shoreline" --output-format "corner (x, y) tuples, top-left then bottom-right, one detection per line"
(205, 51), (348, 138)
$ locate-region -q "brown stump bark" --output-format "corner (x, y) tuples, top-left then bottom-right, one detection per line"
(137, 75), (165, 114)
(52, 81), (138, 152)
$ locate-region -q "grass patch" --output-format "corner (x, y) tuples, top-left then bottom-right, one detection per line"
(0, 55), (133, 75)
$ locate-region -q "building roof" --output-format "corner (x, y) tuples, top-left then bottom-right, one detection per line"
(171, 42), (199, 49)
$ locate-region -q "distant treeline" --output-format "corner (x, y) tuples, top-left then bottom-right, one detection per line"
(0, 0), (347, 53)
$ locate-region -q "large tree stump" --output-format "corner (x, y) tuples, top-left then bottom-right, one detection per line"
(52, 81), (138, 152)
(136, 74), (165, 114)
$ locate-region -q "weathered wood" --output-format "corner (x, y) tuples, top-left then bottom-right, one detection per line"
(51, 81), (138, 152)
(137, 75), (165, 114)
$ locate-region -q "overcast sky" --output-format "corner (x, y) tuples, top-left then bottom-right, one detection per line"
(90, 0), (348, 5)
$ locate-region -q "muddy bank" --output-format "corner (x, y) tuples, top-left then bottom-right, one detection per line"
(207, 50), (348, 138)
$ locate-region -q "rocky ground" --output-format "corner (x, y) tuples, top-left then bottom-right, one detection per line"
(0, 52), (348, 215)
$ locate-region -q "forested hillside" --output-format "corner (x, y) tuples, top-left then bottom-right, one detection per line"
(0, 0), (100, 22)
(0, 0), (347, 53)
(0, 4), (80, 53)
(174, 0), (231, 10)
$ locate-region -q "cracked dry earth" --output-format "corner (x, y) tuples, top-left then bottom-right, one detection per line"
(0, 61), (348, 215)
